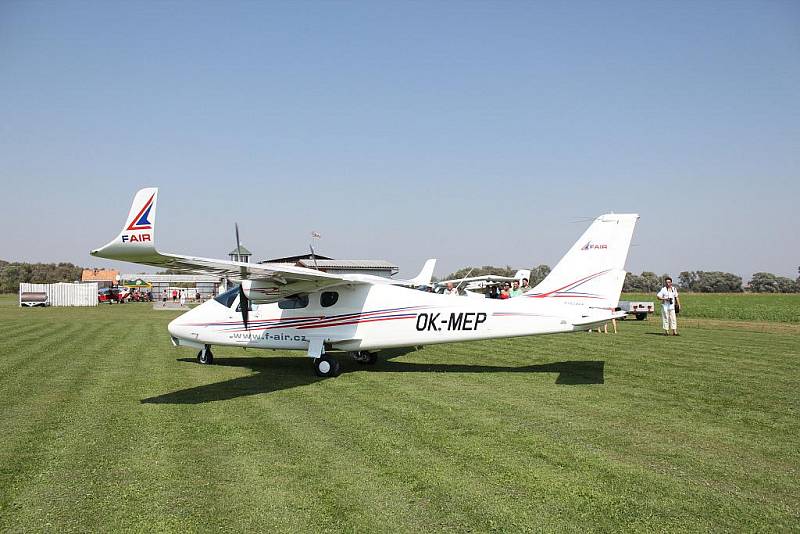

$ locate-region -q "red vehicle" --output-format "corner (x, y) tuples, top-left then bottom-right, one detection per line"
(98, 287), (130, 304)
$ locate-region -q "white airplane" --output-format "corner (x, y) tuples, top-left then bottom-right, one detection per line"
(92, 188), (639, 378)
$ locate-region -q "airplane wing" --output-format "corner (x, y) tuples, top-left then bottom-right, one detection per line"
(438, 274), (518, 285)
(90, 188), (376, 303)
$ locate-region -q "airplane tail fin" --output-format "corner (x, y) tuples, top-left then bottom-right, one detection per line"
(525, 214), (639, 308)
(408, 259), (437, 286)
(91, 187), (160, 261)
(513, 269), (531, 281)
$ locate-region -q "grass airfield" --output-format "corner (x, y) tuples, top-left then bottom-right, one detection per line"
(1, 294), (798, 532)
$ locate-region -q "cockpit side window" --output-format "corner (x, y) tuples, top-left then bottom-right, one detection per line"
(320, 291), (338, 307)
(214, 285), (240, 308)
(278, 294), (309, 310)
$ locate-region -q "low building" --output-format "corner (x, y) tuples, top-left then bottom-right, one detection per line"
(81, 268), (118, 289)
(229, 245), (252, 263)
(120, 274), (221, 299)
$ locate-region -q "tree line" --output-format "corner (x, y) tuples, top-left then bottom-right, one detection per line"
(1, 259), (798, 293)
(0, 260), (84, 294)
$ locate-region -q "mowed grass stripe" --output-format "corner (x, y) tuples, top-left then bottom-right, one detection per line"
(287, 355), (692, 531)
(0, 321), (110, 527)
(0, 319), (106, 413)
(363, 356), (707, 530)
(250, 371), (509, 532)
(0, 320), (70, 377)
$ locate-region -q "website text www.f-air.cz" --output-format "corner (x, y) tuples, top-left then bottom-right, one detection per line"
(231, 332), (310, 341)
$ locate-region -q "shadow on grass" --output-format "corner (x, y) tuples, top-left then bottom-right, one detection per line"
(141, 355), (604, 404)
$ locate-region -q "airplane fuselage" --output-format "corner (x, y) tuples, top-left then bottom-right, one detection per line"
(168, 283), (601, 354)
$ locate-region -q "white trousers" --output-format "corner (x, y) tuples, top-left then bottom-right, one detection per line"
(662, 307), (677, 330)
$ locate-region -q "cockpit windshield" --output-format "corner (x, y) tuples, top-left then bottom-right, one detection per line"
(214, 285), (240, 308)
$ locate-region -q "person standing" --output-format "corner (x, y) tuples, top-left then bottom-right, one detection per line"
(179, 290), (186, 307)
(656, 277), (680, 336)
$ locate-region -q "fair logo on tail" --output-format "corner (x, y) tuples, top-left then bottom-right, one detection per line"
(126, 193), (155, 231)
(580, 241), (608, 250)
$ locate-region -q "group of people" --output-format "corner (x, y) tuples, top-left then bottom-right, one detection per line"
(129, 288), (153, 302)
(439, 278), (532, 298)
(486, 278), (531, 299)
(161, 288), (202, 307)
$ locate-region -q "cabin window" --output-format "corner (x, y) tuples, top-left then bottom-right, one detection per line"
(214, 285), (240, 308)
(236, 300), (253, 312)
(278, 294), (309, 310)
(320, 291), (339, 307)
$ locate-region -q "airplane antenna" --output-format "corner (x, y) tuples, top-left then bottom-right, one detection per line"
(455, 267), (474, 291)
(309, 231), (321, 270)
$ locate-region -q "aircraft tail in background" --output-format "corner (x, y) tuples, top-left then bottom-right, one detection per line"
(91, 187), (159, 261)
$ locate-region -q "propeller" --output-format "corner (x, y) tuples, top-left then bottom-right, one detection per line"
(234, 223), (249, 330)
(238, 285), (249, 330)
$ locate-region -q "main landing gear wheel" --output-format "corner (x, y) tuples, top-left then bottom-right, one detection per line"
(351, 351), (378, 365)
(313, 355), (341, 378)
(197, 346), (214, 365)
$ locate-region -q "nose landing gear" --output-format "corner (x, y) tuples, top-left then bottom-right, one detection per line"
(313, 355), (341, 377)
(197, 345), (214, 365)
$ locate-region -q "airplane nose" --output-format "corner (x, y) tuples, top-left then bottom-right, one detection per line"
(167, 317), (183, 338)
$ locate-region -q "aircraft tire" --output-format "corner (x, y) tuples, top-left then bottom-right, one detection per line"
(635, 313), (647, 321)
(313, 355), (340, 378)
(351, 351), (378, 365)
(359, 351), (378, 365)
(197, 347), (214, 365)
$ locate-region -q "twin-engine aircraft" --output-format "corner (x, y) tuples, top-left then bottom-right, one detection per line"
(92, 188), (639, 377)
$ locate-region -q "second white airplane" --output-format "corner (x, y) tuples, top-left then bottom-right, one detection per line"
(92, 188), (639, 377)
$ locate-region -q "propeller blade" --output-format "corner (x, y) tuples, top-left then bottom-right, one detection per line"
(238, 285), (249, 330)
(234, 222), (248, 279)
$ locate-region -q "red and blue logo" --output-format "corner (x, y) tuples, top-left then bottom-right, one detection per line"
(126, 193), (155, 231)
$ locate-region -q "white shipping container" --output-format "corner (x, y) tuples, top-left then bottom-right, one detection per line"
(19, 282), (98, 307)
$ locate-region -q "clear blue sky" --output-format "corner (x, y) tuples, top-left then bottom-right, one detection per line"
(1, 0), (798, 279)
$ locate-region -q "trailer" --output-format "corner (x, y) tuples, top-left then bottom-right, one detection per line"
(19, 282), (98, 307)
(618, 300), (655, 320)
(19, 292), (49, 307)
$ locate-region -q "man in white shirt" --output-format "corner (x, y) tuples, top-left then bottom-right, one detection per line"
(444, 282), (459, 296)
(656, 277), (680, 336)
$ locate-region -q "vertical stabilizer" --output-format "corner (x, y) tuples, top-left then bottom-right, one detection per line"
(526, 214), (639, 308)
(91, 187), (159, 260)
(408, 259), (437, 286)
